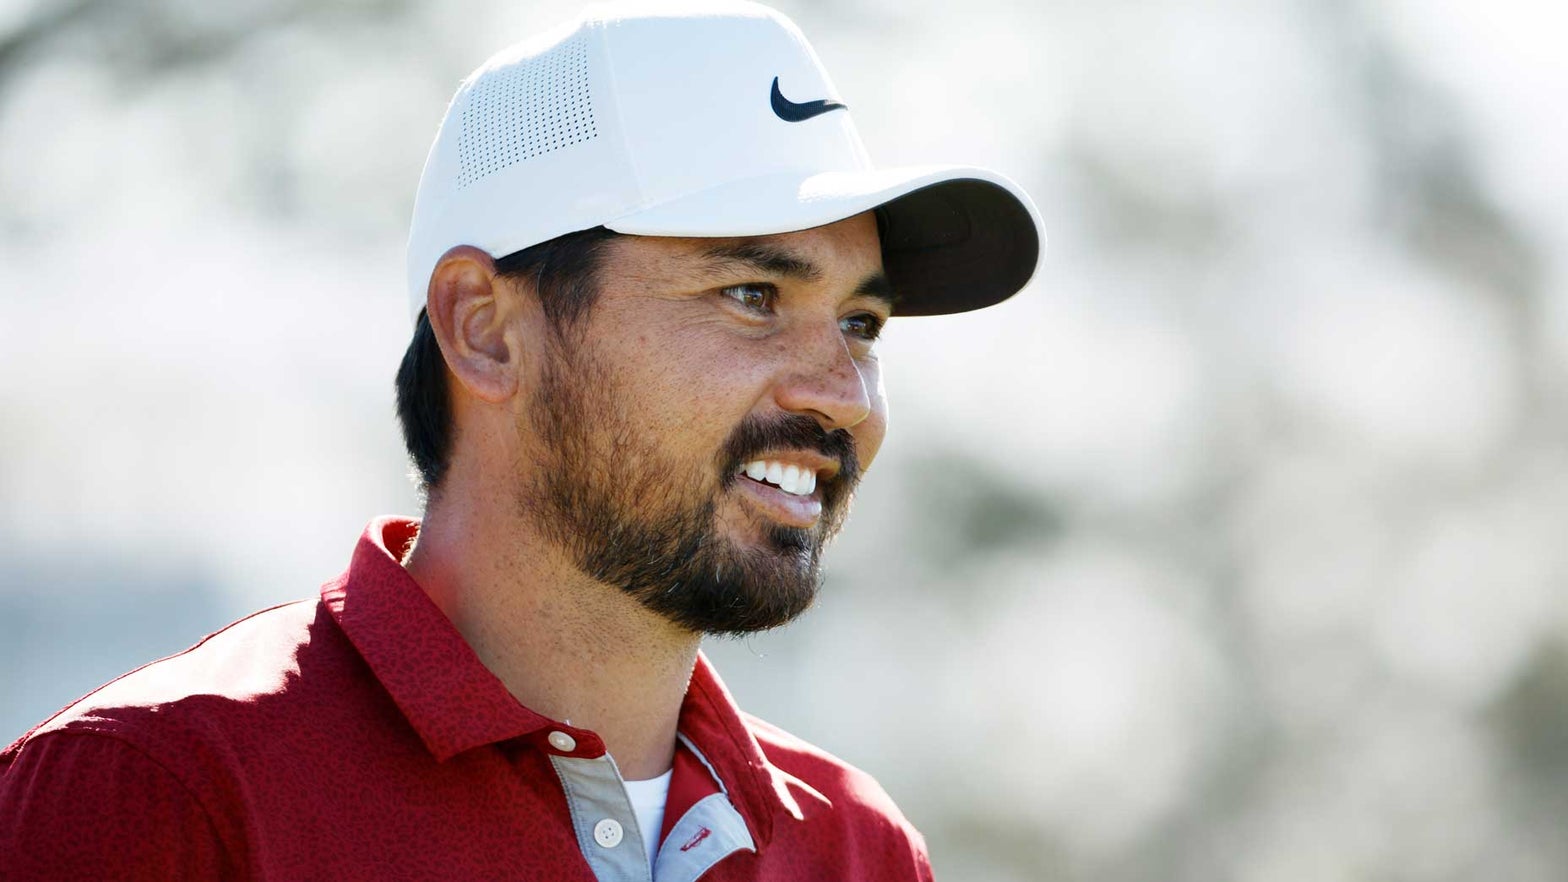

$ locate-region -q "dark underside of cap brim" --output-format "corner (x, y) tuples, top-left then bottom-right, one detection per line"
(875, 178), (1040, 317)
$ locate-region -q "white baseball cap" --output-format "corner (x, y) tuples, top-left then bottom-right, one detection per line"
(406, 0), (1044, 323)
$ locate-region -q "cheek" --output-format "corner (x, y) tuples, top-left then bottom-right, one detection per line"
(609, 324), (774, 443)
(856, 362), (890, 470)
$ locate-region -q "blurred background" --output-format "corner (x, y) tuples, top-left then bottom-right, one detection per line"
(3, 0), (1567, 878)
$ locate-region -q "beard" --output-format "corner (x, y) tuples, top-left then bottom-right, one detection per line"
(518, 338), (862, 636)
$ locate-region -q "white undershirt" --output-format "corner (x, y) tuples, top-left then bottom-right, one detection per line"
(622, 769), (674, 868)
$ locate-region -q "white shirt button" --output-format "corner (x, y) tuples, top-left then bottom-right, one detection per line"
(593, 818), (623, 848)
(547, 731), (577, 752)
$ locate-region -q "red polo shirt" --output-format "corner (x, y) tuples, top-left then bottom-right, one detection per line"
(0, 518), (933, 881)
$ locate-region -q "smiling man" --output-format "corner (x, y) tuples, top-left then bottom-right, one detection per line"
(0, 2), (1040, 880)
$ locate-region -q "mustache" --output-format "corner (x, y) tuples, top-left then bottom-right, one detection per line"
(721, 413), (861, 492)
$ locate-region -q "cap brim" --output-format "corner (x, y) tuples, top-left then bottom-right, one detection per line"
(603, 165), (1044, 316)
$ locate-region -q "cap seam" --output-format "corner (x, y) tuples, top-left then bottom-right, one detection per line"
(591, 17), (651, 211)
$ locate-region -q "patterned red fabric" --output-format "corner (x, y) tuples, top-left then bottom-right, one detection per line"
(0, 517), (934, 881)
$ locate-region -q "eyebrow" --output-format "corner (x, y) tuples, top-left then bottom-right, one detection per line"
(853, 271), (899, 311)
(700, 241), (821, 282)
(698, 241), (901, 311)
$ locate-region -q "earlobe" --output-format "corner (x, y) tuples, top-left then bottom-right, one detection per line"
(425, 245), (519, 404)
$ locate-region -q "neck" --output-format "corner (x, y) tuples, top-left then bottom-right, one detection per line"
(404, 481), (700, 781)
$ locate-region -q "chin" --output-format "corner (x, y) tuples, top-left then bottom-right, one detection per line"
(650, 533), (826, 637)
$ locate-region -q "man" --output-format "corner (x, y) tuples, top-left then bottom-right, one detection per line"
(0, 2), (1041, 879)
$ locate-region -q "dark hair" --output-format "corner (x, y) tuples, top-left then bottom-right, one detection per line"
(395, 226), (622, 498)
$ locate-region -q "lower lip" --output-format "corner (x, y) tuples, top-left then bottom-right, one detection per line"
(733, 476), (823, 528)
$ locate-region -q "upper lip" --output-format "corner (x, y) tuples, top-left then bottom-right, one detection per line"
(736, 450), (841, 482)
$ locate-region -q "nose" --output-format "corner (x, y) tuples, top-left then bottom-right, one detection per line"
(772, 323), (874, 432)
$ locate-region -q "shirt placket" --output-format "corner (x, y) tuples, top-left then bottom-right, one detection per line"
(550, 749), (651, 882)
(653, 735), (755, 882)
(547, 732), (755, 882)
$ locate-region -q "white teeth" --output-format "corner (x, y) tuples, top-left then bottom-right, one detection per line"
(740, 459), (819, 497)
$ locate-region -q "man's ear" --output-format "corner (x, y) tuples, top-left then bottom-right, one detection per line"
(424, 245), (519, 404)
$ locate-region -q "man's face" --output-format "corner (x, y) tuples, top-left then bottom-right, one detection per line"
(514, 212), (890, 635)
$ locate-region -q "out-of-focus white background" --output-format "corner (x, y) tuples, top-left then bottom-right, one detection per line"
(4, 0), (1568, 878)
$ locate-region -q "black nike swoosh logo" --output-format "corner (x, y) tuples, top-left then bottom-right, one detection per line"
(770, 77), (848, 122)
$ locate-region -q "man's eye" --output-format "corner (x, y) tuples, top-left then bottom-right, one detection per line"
(721, 283), (776, 312)
(841, 313), (886, 341)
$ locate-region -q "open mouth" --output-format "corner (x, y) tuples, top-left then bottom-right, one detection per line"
(736, 459), (819, 497)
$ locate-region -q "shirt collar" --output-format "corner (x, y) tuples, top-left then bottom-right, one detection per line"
(323, 516), (822, 848)
(679, 651), (831, 848)
(322, 517), (579, 761)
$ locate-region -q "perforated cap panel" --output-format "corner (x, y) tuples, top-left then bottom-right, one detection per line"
(457, 34), (598, 189)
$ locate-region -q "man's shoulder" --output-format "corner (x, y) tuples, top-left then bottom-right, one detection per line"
(4, 598), (340, 760)
(0, 600), (339, 879)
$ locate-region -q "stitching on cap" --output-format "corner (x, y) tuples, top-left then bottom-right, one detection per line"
(457, 34), (599, 188)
